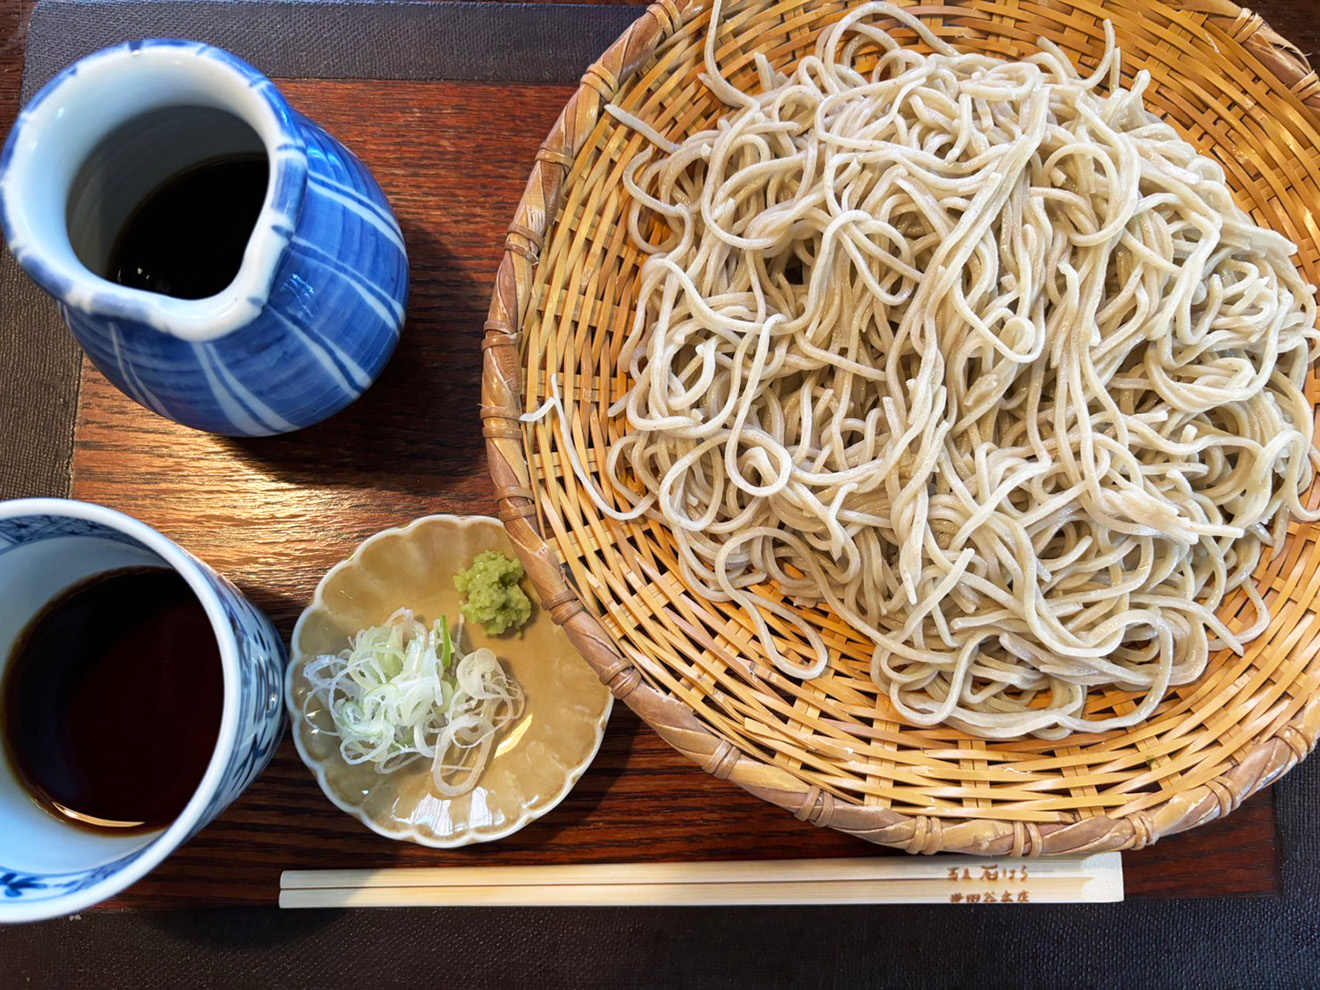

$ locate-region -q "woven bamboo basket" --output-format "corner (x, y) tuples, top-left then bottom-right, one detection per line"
(483, 0), (1320, 854)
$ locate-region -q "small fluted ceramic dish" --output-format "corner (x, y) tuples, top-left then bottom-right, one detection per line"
(287, 515), (613, 847)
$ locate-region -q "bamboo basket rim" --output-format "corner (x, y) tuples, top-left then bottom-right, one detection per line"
(482, 0), (1320, 855)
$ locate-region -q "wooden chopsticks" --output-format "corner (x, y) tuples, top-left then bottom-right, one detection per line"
(279, 853), (1123, 908)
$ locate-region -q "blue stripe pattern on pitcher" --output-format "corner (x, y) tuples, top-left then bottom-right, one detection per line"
(0, 40), (409, 438)
(64, 115), (407, 437)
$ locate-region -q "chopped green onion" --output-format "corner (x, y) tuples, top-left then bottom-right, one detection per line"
(302, 608), (524, 796)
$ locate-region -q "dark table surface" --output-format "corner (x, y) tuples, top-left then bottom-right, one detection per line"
(1, 0), (1319, 987)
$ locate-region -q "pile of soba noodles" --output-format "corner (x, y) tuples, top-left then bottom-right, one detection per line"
(559, 2), (1320, 738)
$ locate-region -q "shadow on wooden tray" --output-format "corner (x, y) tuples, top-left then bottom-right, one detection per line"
(222, 224), (492, 497)
(488, 710), (641, 851)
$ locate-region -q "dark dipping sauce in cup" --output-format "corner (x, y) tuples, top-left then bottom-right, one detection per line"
(0, 567), (224, 833)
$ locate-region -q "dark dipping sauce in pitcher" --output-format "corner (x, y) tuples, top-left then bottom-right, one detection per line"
(0, 568), (224, 832)
(107, 154), (268, 300)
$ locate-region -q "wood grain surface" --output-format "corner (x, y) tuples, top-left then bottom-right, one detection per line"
(4, 0), (1317, 906)
(60, 78), (1275, 905)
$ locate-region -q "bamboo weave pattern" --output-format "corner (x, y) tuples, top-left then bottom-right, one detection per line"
(483, 0), (1320, 854)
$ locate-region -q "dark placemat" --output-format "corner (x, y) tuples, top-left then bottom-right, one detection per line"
(0, 0), (1317, 984)
(0, 246), (80, 497)
(3, 897), (1320, 990)
(21, 0), (648, 96)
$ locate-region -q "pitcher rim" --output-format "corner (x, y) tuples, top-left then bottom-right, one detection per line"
(0, 39), (309, 342)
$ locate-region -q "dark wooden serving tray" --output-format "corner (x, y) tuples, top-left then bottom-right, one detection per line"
(46, 78), (1275, 907)
(4, 0), (1310, 904)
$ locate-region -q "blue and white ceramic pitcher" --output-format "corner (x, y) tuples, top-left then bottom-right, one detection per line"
(0, 40), (407, 436)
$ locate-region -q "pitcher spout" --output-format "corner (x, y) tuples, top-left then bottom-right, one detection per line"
(0, 40), (407, 436)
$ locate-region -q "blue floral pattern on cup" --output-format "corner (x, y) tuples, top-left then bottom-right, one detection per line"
(0, 508), (286, 909)
(1, 857), (143, 901)
(188, 564), (287, 826)
(0, 514), (142, 551)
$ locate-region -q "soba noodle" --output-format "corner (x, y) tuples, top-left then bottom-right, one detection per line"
(541, 2), (1320, 738)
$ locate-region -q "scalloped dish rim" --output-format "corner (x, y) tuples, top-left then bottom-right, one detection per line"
(285, 513), (613, 848)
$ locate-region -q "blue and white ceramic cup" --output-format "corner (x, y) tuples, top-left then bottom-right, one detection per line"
(0, 40), (408, 436)
(0, 499), (286, 923)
